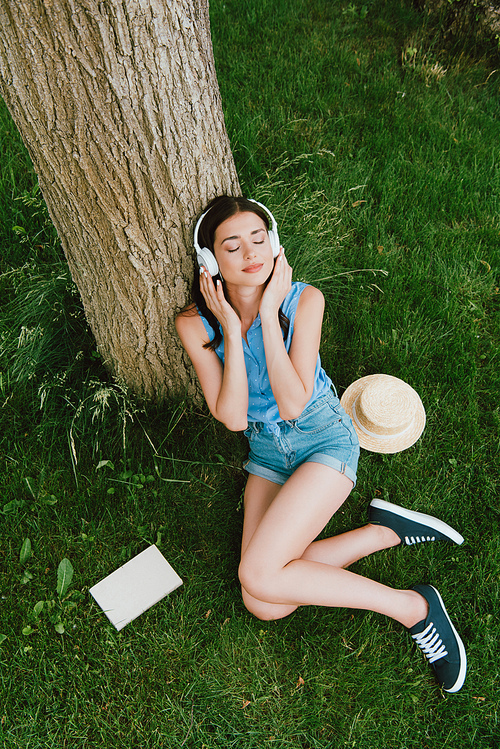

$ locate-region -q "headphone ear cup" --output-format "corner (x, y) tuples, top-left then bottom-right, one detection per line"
(269, 230), (280, 258)
(196, 247), (219, 277)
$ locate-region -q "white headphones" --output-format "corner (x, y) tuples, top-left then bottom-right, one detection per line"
(193, 199), (280, 277)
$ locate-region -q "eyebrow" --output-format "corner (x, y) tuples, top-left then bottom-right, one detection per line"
(220, 228), (265, 245)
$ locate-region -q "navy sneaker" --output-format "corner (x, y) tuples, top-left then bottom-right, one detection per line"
(369, 498), (464, 546)
(409, 584), (467, 693)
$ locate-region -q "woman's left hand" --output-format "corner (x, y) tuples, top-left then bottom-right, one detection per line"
(259, 247), (292, 319)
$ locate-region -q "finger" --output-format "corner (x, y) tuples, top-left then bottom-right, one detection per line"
(275, 251), (288, 280)
(200, 270), (217, 304)
(199, 268), (209, 291)
(204, 276), (228, 316)
(281, 252), (292, 277)
(275, 255), (292, 292)
(279, 248), (292, 272)
(201, 269), (215, 290)
(273, 251), (285, 273)
(213, 279), (229, 308)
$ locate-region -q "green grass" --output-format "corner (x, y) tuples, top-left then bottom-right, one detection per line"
(1, 0), (500, 746)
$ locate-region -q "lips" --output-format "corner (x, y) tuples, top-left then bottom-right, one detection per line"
(243, 263), (264, 273)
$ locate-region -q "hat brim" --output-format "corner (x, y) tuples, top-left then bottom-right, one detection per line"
(340, 374), (426, 454)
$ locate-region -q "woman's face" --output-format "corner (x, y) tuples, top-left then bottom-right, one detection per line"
(212, 211), (274, 285)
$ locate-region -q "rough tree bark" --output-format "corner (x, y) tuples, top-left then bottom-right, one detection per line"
(0, 0), (240, 400)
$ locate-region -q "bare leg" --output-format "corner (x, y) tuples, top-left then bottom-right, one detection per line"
(241, 476), (400, 570)
(302, 523), (400, 568)
(239, 463), (428, 625)
(240, 475), (297, 620)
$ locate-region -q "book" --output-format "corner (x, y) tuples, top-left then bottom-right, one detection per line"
(89, 545), (183, 631)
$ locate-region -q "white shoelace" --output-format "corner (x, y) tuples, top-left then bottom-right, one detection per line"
(405, 534), (436, 545)
(412, 621), (448, 663)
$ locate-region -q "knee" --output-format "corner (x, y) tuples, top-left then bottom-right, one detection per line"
(238, 553), (281, 603)
(239, 556), (299, 620)
(240, 585), (297, 622)
(238, 557), (264, 602)
(241, 590), (279, 621)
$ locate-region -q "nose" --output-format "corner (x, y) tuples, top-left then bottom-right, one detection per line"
(243, 241), (257, 259)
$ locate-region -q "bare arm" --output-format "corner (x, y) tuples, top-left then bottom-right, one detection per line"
(260, 253), (325, 420)
(175, 274), (249, 431)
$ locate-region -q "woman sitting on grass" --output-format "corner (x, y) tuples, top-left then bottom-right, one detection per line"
(175, 195), (467, 693)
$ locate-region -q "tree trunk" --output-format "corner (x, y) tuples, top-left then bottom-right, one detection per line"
(0, 0), (240, 400)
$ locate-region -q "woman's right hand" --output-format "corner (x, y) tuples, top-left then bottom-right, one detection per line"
(199, 268), (241, 336)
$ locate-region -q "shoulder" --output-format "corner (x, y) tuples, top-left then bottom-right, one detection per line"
(176, 302), (197, 320)
(297, 284), (324, 304)
(175, 303), (197, 330)
(175, 304), (210, 345)
(283, 281), (323, 307)
(295, 284), (324, 320)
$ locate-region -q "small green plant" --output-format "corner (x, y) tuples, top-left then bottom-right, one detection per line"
(68, 380), (144, 471)
(19, 537), (33, 585)
(96, 459), (156, 495)
(22, 556), (77, 636)
(402, 45), (418, 67)
(402, 37), (448, 83)
(342, 2), (369, 19)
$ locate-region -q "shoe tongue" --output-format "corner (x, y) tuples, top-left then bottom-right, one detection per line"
(408, 617), (427, 634)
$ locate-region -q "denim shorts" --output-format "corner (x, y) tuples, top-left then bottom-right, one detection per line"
(243, 390), (360, 486)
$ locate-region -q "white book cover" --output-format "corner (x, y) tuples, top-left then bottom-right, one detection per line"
(89, 545), (183, 631)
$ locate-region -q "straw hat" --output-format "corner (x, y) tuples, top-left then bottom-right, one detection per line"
(340, 374), (426, 454)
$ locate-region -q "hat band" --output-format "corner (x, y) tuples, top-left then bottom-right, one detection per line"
(352, 399), (413, 441)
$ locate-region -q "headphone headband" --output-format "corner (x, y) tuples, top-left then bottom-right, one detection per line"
(193, 198), (280, 276)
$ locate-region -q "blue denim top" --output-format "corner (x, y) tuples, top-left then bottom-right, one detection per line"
(197, 282), (333, 433)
